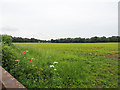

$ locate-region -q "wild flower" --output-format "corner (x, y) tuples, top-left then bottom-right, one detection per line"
(23, 51), (25, 53)
(32, 65), (34, 67)
(15, 60), (20, 62)
(53, 61), (58, 64)
(54, 69), (56, 70)
(44, 79), (46, 81)
(50, 65), (54, 68)
(29, 59), (31, 61)
(26, 50), (29, 52)
(32, 58), (34, 60)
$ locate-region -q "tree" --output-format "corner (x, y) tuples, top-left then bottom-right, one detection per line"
(5, 35), (120, 43)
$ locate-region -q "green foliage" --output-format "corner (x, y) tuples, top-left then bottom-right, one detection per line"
(2, 44), (17, 71)
(51, 36), (119, 43)
(0, 42), (2, 66)
(2, 35), (12, 45)
(1, 34), (119, 88)
(12, 36), (46, 43)
(5, 43), (118, 88)
(2, 35), (17, 71)
(11, 36), (120, 43)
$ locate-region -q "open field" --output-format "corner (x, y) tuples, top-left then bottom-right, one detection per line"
(8, 43), (119, 88)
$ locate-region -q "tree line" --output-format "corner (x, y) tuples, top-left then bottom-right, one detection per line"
(12, 36), (48, 43)
(11, 36), (120, 43)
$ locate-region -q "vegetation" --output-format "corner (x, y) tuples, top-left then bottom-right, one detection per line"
(1, 35), (17, 71)
(51, 36), (120, 43)
(12, 36), (47, 43)
(2, 35), (12, 45)
(1, 35), (119, 88)
(3, 43), (119, 88)
(11, 36), (120, 43)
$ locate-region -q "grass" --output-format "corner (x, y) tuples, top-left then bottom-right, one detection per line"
(9, 43), (119, 88)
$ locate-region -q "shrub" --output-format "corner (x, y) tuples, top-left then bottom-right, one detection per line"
(2, 35), (12, 46)
(2, 35), (16, 71)
(2, 45), (16, 71)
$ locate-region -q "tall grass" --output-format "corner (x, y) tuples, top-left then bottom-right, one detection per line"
(8, 43), (119, 88)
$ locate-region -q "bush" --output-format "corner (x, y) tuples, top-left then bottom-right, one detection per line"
(2, 35), (12, 46)
(2, 45), (16, 71)
(2, 35), (17, 71)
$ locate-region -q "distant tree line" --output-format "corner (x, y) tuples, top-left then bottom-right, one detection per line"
(51, 36), (120, 43)
(12, 36), (49, 43)
(10, 36), (120, 43)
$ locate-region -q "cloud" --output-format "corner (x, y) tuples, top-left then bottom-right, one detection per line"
(0, 0), (118, 39)
(0, 26), (19, 32)
(1, 0), (119, 3)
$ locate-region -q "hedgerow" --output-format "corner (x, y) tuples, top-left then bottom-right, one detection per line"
(2, 35), (17, 72)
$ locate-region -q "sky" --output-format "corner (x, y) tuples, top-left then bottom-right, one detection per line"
(0, 0), (119, 40)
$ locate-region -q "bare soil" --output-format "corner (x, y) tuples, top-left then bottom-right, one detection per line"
(101, 53), (120, 60)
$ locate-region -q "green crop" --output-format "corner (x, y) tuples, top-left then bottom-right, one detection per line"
(5, 43), (119, 88)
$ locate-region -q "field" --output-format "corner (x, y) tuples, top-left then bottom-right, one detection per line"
(9, 43), (119, 88)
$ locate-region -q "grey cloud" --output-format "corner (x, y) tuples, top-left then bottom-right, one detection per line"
(0, 0), (118, 39)
(0, 26), (19, 32)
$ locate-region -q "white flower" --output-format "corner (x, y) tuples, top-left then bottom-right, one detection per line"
(32, 65), (34, 67)
(31, 58), (35, 59)
(54, 69), (56, 70)
(15, 60), (20, 62)
(53, 61), (58, 64)
(50, 65), (54, 68)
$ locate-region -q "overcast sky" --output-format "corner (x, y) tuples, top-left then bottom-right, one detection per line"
(0, 0), (119, 40)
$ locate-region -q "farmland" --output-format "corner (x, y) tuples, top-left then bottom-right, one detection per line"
(7, 43), (119, 88)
